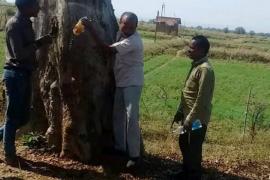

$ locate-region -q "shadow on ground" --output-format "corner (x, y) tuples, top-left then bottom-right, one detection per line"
(0, 153), (249, 180)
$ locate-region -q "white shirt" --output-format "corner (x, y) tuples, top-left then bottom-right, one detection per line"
(111, 32), (144, 87)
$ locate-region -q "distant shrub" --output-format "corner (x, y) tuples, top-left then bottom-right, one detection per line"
(140, 30), (173, 40)
(138, 24), (156, 32)
(144, 39), (186, 58)
(164, 48), (178, 55)
(209, 47), (270, 63)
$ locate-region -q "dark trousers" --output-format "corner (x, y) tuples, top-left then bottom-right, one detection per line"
(179, 126), (207, 180)
(0, 69), (32, 158)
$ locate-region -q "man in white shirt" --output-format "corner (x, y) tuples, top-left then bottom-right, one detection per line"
(82, 12), (143, 168)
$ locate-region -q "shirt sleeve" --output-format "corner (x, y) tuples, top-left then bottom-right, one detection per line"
(185, 67), (214, 126)
(7, 28), (37, 61)
(110, 37), (135, 55)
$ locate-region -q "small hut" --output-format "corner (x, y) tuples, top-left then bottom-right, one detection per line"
(155, 16), (181, 36)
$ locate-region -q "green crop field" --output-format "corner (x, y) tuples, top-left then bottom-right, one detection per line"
(139, 27), (270, 164)
(142, 55), (270, 124)
(140, 27), (270, 127)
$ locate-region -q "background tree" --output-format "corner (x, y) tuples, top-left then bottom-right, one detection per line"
(249, 30), (255, 36)
(148, 19), (155, 24)
(32, 0), (118, 162)
(223, 27), (229, 33)
(234, 26), (246, 34)
(196, 25), (202, 30)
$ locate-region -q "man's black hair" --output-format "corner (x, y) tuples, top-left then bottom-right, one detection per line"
(15, 0), (38, 10)
(192, 35), (210, 54)
(120, 12), (138, 26)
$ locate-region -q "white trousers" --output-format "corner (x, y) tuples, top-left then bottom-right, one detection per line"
(113, 86), (142, 158)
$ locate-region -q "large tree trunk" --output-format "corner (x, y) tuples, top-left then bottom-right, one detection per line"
(32, 0), (118, 162)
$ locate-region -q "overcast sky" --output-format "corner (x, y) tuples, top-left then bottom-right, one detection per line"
(111, 0), (270, 33)
(6, 0), (270, 33)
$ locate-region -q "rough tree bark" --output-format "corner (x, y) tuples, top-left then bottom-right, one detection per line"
(32, 0), (118, 162)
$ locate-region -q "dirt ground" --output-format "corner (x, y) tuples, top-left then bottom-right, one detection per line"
(0, 142), (269, 180)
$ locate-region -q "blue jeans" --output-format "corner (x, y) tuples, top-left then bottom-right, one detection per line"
(0, 69), (32, 158)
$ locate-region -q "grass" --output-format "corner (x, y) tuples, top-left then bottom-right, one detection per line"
(142, 120), (270, 163)
(142, 55), (270, 123)
(141, 54), (270, 162)
(143, 37), (186, 59)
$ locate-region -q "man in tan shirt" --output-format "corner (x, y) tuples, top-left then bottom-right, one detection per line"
(172, 35), (215, 180)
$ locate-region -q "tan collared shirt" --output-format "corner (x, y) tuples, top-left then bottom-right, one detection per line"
(111, 32), (144, 87)
(179, 57), (215, 126)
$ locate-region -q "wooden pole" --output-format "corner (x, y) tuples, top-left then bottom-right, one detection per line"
(154, 11), (159, 43)
(0, 9), (3, 29)
(243, 87), (252, 136)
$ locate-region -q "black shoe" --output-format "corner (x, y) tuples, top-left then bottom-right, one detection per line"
(4, 155), (19, 167)
(0, 132), (3, 142)
(103, 148), (127, 157)
(169, 170), (187, 180)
